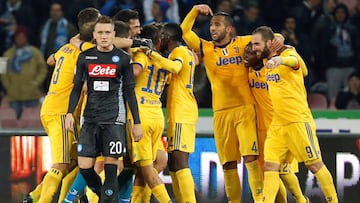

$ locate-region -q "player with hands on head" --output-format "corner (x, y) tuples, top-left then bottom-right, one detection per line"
(181, 4), (264, 202)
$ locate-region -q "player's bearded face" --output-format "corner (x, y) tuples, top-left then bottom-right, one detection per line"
(260, 44), (270, 59)
(210, 17), (227, 42)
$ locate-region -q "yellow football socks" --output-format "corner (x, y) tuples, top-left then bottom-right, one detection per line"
(275, 179), (287, 203)
(245, 160), (263, 202)
(170, 171), (182, 203)
(314, 166), (338, 203)
(176, 168), (196, 203)
(38, 168), (64, 203)
(58, 167), (79, 202)
(281, 173), (307, 203)
(224, 169), (241, 203)
(141, 184), (152, 203)
(262, 171), (280, 203)
(131, 186), (145, 203)
(151, 184), (171, 203)
(29, 182), (43, 203)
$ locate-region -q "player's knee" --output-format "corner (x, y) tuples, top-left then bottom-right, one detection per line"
(306, 160), (324, 173)
(154, 150), (167, 172)
(169, 151), (189, 171)
(263, 161), (280, 171)
(243, 155), (257, 163)
(52, 163), (70, 174)
(223, 161), (238, 170)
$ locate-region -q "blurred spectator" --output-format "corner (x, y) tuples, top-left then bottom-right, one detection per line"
(312, 0), (338, 81)
(63, 0), (96, 26)
(0, 1), (17, 55)
(143, 0), (179, 23)
(2, 0), (37, 45)
(144, 0), (176, 24)
(99, 0), (144, 21)
(318, 3), (360, 101)
(0, 26), (47, 119)
(350, 0), (360, 28)
(291, 0), (323, 34)
(40, 2), (77, 92)
(335, 71), (360, 109)
(260, 0), (291, 32)
(236, 1), (263, 35)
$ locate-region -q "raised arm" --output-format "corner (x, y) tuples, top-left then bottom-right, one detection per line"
(181, 5), (213, 52)
(148, 51), (182, 74)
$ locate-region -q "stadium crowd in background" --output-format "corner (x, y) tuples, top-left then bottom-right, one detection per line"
(0, 0), (360, 110)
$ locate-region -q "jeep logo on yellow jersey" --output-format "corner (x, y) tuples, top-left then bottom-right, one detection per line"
(215, 56), (242, 66)
(250, 79), (268, 90)
(266, 73), (280, 82)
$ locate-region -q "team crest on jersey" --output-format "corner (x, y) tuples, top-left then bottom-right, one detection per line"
(222, 48), (228, 56)
(233, 46), (240, 54)
(112, 55), (120, 62)
(255, 71), (261, 78)
(88, 64), (117, 77)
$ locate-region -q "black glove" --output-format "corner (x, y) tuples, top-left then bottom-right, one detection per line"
(132, 38), (153, 49)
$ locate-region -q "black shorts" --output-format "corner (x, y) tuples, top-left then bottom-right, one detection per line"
(78, 122), (126, 158)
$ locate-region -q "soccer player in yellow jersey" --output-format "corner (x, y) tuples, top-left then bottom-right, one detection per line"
(147, 23), (198, 203)
(245, 42), (310, 203)
(21, 8), (101, 203)
(181, 4), (263, 202)
(251, 26), (338, 203)
(127, 24), (178, 203)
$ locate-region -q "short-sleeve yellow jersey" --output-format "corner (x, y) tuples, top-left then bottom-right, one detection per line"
(266, 48), (311, 125)
(200, 36), (255, 111)
(248, 67), (272, 130)
(131, 50), (168, 118)
(166, 45), (198, 124)
(41, 42), (94, 116)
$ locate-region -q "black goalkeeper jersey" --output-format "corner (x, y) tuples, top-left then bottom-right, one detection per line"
(68, 46), (140, 124)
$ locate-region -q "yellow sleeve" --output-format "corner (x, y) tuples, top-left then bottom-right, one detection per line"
(149, 51), (182, 74)
(281, 55), (299, 69)
(132, 51), (148, 69)
(80, 42), (95, 52)
(180, 7), (202, 52)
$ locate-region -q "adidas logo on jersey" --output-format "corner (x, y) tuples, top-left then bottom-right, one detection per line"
(215, 56), (242, 66)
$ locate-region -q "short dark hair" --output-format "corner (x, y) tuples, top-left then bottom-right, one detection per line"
(140, 24), (160, 45)
(112, 9), (139, 23)
(77, 7), (100, 28)
(162, 23), (182, 42)
(114, 20), (130, 38)
(252, 26), (274, 41)
(79, 22), (95, 41)
(214, 11), (233, 26)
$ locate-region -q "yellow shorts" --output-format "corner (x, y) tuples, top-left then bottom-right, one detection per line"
(265, 122), (322, 166)
(258, 129), (299, 173)
(127, 117), (164, 166)
(214, 104), (258, 165)
(166, 122), (196, 153)
(41, 114), (79, 164)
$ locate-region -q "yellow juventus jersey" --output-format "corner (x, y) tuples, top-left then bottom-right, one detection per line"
(41, 43), (94, 115)
(248, 67), (272, 130)
(266, 48), (311, 125)
(200, 36), (255, 111)
(166, 45), (198, 124)
(131, 50), (168, 118)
